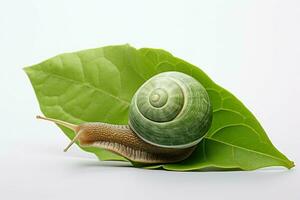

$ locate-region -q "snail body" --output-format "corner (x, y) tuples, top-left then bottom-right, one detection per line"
(37, 71), (212, 164)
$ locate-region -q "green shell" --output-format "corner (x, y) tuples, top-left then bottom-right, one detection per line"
(128, 71), (212, 148)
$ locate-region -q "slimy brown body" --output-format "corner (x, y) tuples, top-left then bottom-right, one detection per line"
(76, 122), (195, 164)
(36, 115), (195, 164)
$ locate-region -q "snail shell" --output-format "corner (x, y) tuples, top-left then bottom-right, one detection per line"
(129, 71), (212, 148)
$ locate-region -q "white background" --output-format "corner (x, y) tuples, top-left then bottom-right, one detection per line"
(0, 0), (299, 199)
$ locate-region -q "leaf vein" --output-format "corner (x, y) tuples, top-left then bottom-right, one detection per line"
(209, 123), (260, 138)
(33, 68), (130, 106)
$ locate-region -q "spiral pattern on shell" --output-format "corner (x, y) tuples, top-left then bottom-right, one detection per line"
(129, 71), (212, 148)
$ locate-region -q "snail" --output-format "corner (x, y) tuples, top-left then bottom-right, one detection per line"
(37, 71), (212, 164)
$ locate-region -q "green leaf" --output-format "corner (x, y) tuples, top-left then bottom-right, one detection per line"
(24, 44), (294, 171)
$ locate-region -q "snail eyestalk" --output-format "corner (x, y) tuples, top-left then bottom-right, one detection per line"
(36, 115), (77, 131)
(36, 115), (80, 152)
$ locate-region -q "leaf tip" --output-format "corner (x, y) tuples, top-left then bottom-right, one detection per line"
(287, 160), (295, 169)
(23, 66), (32, 75)
(23, 66), (29, 72)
